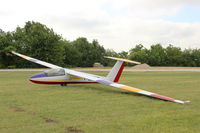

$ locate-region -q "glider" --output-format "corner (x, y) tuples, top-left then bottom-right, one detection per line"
(11, 51), (190, 104)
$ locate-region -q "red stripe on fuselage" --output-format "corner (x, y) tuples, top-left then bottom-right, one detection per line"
(114, 62), (126, 82)
(150, 94), (175, 101)
(29, 80), (97, 84)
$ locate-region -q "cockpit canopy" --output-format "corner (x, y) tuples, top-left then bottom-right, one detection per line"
(44, 68), (65, 77)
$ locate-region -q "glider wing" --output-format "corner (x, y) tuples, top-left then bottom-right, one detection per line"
(11, 51), (62, 69)
(65, 69), (190, 104)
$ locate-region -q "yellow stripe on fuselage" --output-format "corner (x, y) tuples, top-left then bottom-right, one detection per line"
(119, 86), (141, 92)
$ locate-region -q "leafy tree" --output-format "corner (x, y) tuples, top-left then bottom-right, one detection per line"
(148, 44), (166, 66)
(165, 44), (182, 66)
(181, 49), (195, 67)
(104, 49), (119, 66)
(12, 21), (64, 68)
(128, 44), (149, 63)
(63, 40), (82, 67)
(105, 49), (119, 57)
(191, 49), (200, 66)
(0, 31), (16, 68)
(72, 38), (106, 67)
(118, 51), (128, 59)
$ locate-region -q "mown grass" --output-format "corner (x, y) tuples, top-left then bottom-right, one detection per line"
(0, 71), (200, 133)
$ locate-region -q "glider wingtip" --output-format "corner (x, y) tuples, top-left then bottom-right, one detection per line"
(174, 100), (190, 104)
(135, 62), (142, 65)
(183, 101), (191, 104)
(10, 50), (16, 53)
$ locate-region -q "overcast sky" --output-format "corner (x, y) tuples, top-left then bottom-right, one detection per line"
(1, 0), (200, 52)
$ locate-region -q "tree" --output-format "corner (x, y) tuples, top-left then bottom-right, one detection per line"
(181, 49), (195, 67)
(12, 21), (64, 68)
(0, 31), (16, 68)
(129, 44), (149, 64)
(165, 44), (182, 66)
(104, 49), (119, 66)
(72, 38), (105, 67)
(63, 40), (82, 67)
(148, 44), (166, 66)
(118, 51), (128, 59)
(191, 49), (200, 67)
(91, 40), (106, 65)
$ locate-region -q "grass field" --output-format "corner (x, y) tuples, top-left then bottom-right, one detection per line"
(0, 71), (200, 133)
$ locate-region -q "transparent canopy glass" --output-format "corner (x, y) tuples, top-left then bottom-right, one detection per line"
(44, 69), (65, 77)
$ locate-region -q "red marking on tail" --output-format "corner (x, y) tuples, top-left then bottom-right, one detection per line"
(114, 62), (126, 82)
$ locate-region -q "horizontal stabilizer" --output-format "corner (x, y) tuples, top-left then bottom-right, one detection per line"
(104, 56), (141, 64)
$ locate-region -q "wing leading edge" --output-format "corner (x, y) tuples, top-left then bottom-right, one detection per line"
(11, 51), (61, 69)
(12, 51), (190, 104)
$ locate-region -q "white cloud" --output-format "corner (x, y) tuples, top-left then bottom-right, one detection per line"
(0, 0), (200, 52)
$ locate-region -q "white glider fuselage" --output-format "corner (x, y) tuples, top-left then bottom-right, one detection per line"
(29, 69), (96, 84)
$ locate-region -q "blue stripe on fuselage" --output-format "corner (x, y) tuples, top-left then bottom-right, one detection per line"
(30, 73), (47, 79)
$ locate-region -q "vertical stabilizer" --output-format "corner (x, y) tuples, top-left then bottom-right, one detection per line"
(106, 61), (126, 82)
(105, 56), (141, 82)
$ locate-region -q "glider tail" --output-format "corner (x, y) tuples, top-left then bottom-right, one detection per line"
(105, 56), (141, 82)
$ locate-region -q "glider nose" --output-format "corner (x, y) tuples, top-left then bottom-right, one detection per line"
(30, 72), (47, 79)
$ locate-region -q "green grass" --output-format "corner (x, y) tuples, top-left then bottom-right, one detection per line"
(0, 71), (200, 133)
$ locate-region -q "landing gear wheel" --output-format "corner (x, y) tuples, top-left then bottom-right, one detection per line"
(60, 84), (67, 86)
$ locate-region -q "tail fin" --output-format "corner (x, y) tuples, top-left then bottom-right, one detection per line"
(105, 56), (141, 82)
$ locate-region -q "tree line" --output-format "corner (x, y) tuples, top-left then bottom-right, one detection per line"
(129, 44), (200, 67)
(0, 21), (200, 68)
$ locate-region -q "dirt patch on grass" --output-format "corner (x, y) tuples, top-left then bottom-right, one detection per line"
(8, 106), (58, 124)
(66, 127), (84, 133)
(132, 63), (151, 69)
(40, 116), (58, 123)
(9, 106), (25, 112)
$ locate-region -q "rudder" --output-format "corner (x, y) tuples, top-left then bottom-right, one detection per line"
(105, 56), (141, 82)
